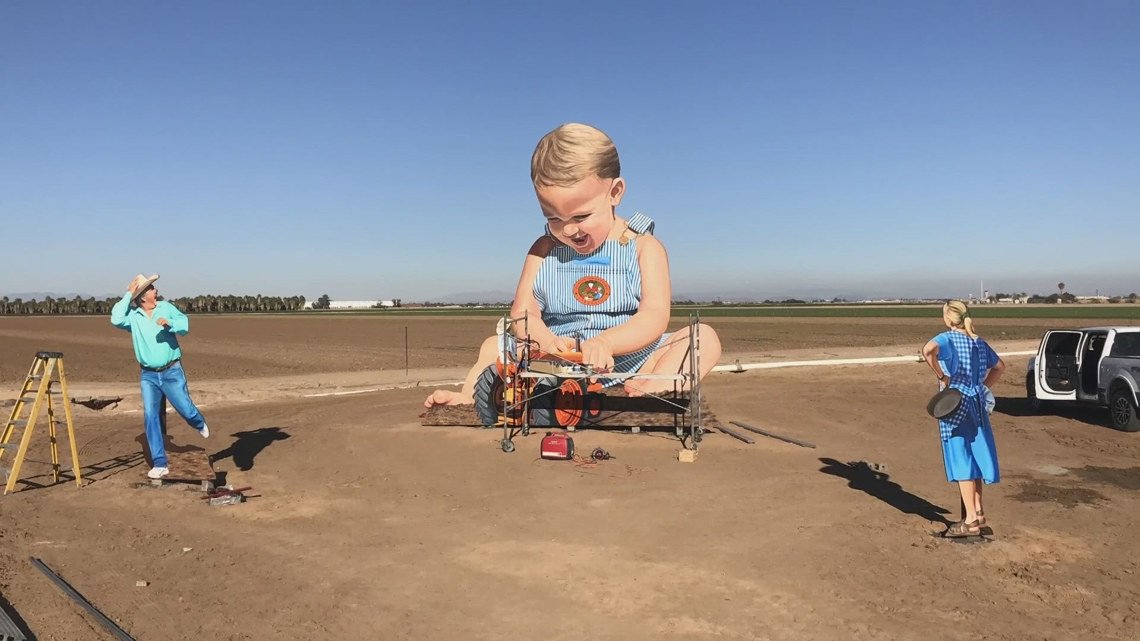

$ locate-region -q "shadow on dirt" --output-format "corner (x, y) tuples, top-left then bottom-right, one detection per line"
(81, 451), (148, 481)
(132, 433), (208, 468)
(994, 396), (1112, 429)
(9, 449), (150, 493)
(819, 458), (952, 525)
(210, 427), (291, 471)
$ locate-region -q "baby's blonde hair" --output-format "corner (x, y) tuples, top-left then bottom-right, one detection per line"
(530, 123), (621, 188)
(944, 300), (978, 338)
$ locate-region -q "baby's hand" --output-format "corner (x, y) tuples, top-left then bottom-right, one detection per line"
(580, 337), (615, 373)
(540, 335), (577, 355)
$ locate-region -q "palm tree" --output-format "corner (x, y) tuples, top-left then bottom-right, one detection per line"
(1057, 282), (1065, 296)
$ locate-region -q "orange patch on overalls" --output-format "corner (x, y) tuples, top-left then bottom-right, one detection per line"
(573, 276), (611, 306)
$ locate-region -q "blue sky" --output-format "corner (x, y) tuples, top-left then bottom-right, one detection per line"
(2, 1), (1137, 302)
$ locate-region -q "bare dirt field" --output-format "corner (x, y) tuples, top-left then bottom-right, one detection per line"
(1, 314), (1138, 640)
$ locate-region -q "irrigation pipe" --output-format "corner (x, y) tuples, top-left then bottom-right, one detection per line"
(30, 557), (135, 641)
(711, 350), (1036, 373)
(304, 379), (463, 397)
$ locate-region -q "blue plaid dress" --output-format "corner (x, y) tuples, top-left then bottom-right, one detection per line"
(932, 330), (1001, 483)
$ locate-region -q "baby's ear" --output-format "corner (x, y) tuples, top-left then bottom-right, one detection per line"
(609, 177), (626, 205)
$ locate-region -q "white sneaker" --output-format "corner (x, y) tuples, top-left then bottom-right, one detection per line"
(201, 424), (210, 439)
(147, 466), (169, 479)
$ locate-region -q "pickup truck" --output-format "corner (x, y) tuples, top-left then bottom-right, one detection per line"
(1026, 326), (1140, 431)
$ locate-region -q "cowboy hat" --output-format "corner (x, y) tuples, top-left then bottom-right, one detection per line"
(926, 387), (963, 419)
(128, 273), (160, 302)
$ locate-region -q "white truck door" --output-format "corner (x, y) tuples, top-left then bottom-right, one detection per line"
(1037, 330), (1082, 400)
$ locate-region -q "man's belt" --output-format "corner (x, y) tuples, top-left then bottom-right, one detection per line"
(141, 359), (180, 373)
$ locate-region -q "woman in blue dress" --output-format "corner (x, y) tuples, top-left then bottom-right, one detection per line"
(921, 300), (1007, 537)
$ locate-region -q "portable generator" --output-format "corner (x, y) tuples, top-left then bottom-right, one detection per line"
(540, 432), (574, 460)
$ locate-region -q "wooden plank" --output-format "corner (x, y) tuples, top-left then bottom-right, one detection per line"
(160, 449), (214, 481)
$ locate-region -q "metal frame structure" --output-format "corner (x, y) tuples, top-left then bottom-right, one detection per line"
(479, 313), (704, 453)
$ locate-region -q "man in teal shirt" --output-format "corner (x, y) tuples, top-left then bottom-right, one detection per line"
(111, 273), (209, 479)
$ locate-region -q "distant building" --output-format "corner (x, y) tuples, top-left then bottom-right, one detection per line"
(302, 299), (401, 309)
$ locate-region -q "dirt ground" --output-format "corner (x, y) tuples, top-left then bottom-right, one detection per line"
(1, 314), (1138, 640)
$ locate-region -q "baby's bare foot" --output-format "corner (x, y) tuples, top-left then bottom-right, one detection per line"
(423, 389), (473, 408)
(624, 383), (688, 397)
(624, 383), (656, 397)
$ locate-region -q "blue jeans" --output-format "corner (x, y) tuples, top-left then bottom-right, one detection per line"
(140, 362), (206, 467)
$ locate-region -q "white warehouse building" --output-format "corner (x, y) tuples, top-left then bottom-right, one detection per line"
(302, 299), (401, 309)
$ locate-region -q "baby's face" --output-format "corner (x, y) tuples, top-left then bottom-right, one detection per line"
(536, 175), (624, 255)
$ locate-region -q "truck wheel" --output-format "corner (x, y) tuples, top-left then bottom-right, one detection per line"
(1026, 373), (1046, 413)
(1108, 386), (1140, 432)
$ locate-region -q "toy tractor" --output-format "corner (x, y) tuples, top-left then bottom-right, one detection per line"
(473, 314), (705, 453)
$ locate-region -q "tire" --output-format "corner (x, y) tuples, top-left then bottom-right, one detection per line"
(528, 381), (558, 427)
(473, 365), (503, 427)
(1108, 385), (1140, 432)
(1026, 373), (1046, 413)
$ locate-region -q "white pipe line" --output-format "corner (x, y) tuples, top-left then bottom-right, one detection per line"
(518, 371), (686, 381)
(711, 350), (1036, 373)
(112, 350), (1039, 407)
(303, 380), (462, 397)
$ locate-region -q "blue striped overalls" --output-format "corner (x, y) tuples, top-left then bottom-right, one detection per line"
(533, 212), (667, 381)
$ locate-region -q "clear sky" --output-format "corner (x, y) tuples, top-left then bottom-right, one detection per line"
(2, 1), (1137, 302)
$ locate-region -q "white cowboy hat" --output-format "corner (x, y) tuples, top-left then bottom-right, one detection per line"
(128, 273), (160, 302)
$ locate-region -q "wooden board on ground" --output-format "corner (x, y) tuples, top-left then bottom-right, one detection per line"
(421, 390), (723, 431)
(158, 449), (214, 482)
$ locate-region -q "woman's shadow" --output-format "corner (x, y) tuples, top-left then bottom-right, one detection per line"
(818, 458), (952, 526)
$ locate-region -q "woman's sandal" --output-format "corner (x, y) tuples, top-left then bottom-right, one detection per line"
(944, 519), (983, 538)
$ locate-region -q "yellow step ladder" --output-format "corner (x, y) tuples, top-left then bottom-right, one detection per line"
(1, 351), (82, 495)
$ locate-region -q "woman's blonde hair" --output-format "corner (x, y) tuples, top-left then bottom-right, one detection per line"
(944, 300), (978, 338)
(530, 123), (621, 188)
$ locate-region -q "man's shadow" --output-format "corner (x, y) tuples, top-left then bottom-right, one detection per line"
(819, 458), (952, 526)
(210, 427), (291, 471)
